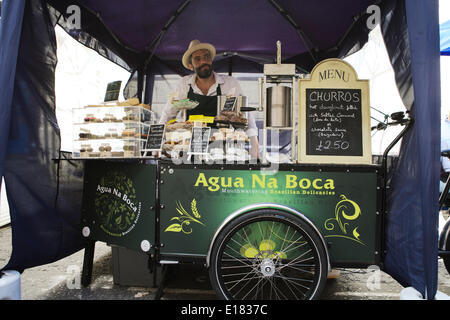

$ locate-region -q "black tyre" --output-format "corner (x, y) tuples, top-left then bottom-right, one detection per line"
(440, 219), (450, 274)
(209, 209), (328, 300)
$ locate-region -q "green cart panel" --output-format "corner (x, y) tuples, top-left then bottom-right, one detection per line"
(159, 164), (381, 266)
(81, 161), (157, 253)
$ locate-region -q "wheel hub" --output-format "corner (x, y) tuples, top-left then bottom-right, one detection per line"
(260, 259), (276, 277)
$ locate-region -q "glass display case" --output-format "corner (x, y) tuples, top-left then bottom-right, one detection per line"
(72, 105), (155, 158)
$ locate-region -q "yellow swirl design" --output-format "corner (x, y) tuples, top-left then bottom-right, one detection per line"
(324, 194), (364, 245)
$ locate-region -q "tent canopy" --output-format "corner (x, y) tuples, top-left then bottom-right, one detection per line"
(0, 0), (442, 299)
(47, 0), (378, 75)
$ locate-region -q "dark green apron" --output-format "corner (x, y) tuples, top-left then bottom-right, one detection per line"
(186, 84), (221, 119)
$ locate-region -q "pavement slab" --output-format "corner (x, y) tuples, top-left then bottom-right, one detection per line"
(1, 225), (449, 300)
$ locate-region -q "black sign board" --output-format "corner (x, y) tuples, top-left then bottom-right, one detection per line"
(189, 127), (211, 155)
(146, 124), (165, 151)
(305, 88), (363, 156)
(104, 80), (122, 102)
(222, 97), (236, 112)
(298, 58), (371, 164)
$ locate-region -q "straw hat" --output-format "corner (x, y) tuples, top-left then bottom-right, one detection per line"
(182, 39), (216, 69)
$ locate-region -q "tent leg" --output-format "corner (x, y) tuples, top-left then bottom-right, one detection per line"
(81, 240), (96, 287)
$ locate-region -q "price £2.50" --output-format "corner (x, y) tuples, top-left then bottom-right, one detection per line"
(315, 140), (350, 151)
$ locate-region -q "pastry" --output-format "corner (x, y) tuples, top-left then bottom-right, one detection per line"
(118, 98), (140, 106)
(123, 145), (136, 151)
(84, 114), (96, 122)
(122, 129), (135, 137)
(103, 113), (118, 122)
(79, 132), (92, 140)
(166, 121), (193, 131)
(122, 114), (136, 121)
(138, 103), (151, 110)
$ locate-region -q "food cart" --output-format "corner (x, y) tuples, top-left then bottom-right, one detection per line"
(0, 0), (443, 301)
(76, 58), (413, 300)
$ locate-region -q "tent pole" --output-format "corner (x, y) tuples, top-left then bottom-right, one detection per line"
(228, 56), (233, 76)
(141, 0), (192, 75)
(137, 68), (145, 103)
(267, 0), (318, 63)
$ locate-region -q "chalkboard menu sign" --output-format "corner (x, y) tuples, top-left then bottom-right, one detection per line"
(305, 88), (362, 156)
(298, 59), (371, 164)
(189, 127), (211, 155)
(146, 124), (165, 151)
(104, 80), (122, 102)
(222, 97), (236, 111)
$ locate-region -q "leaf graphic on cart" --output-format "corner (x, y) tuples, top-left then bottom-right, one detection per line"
(164, 200), (205, 234)
(165, 223), (182, 233)
(191, 199), (201, 218)
(352, 227), (360, 241)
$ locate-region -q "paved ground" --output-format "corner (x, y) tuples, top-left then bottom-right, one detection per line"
(1, 224), (449, 301)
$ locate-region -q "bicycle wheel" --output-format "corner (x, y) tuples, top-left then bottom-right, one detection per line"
(440, 219), (450, 274)
(209, 209), (328, 300)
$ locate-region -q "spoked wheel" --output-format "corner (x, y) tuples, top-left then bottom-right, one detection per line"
(440, 219), (450, 274)
(209, 210), (328, 300)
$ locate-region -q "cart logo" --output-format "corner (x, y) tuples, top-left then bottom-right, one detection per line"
(324, 195), (365, 245)
(94, 171), (141, 237)
(164, 199), (205, 234)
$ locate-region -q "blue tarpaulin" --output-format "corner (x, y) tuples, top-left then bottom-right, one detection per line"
(383, 0), (441, 299)
(441, 20), (450, 55)
(0, 0), (442, 299)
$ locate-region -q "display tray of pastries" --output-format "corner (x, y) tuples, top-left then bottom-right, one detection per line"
(210, 128), (248, 142)
(85, 98), (151, 110)
(121, 129), (137, 138)
(161, 143), (189, 159)
(84, 114), (103, 123)
(79, 132), (92, 140)
(103, 113), (121, 122)
(160, 121), (194, 158)
(214, 111), (248, 128)
(226, 131), (249, 142)
(122, 114), (137, 121)
(165, 121), (195, 132)
(117, 98), (140, 106)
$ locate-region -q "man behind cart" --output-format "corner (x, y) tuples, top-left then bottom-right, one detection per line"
(159, 39), (260, 159)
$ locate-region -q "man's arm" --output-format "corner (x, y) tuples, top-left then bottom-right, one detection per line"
(249, 136), (260, 159)
(158, 77), (188, 124)
(246, 112), (260, 159)
(159, 99), (179, 124)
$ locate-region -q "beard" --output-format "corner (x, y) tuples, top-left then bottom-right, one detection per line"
(194, 63), (213, 78)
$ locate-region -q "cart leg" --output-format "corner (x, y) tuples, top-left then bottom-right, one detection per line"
(153, 265), (168, 300)
(147, 255), (161, 289)
(81, 240), (96, 287)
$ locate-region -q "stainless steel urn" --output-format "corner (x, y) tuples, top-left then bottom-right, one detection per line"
(266, 85), (292, 127)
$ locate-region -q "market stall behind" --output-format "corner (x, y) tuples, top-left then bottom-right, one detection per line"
(441, 19), (450, 55)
